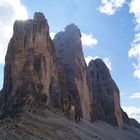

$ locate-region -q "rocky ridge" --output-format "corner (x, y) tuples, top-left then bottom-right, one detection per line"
(0, 12), (139, 139)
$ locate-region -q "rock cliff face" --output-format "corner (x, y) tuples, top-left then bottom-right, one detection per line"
(0, 12), (63, 117)
(88, 59), (123, 127)
(53, 24), (91, 121)
(0, 12), (139, 132)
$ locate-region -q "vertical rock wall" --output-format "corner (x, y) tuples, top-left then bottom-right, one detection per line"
(0, 12), (62, 116)
(53, 24), (91, 121)
(88, 59), (123, 127)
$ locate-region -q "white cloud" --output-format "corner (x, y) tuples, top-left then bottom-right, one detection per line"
(98, 0), (140, 80)
(131, 62), (140, 79)
(103, 57), (112, 70)
(129, 92), (140, 99)
(133, 33), (140, 43)
(99, 0), (126, 15)
(85, 56), (112, 70)
(81, 33), (98, 47)
(122, 106), (140, 123)
(128, 0), (140, 80)
(129, 0), (140, 31)
(128, 41), (140, 60)
(0, 0), (28, 64)
(50, 32), (56, 40)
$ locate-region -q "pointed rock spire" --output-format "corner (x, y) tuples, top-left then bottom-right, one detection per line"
(88, 58), (123, 127)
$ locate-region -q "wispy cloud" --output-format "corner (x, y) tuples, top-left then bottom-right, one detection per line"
(98, 0), (126, 15)
(81, 33), (98, 47)
(85, 56), (112, 70)
(103, 57), (112, 70)
(122, 106), (140, 122)
(129, 0), (140, 31)
(131, 63), (140, 79)
(50, 32), (55, 40)
(0, 0), (28, 64)
(129, 92), (140, 99)
(128, 0), (140, 80)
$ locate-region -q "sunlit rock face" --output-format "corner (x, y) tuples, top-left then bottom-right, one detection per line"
(53, 24), (91, 121)
(0, 12), (63, 116)
(88, 59), (123, 127)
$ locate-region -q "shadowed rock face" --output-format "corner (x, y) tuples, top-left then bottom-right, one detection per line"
(53, 24), (91, 121)
(130, 118), (140, 129)
(122, 110), (130, 125)
(0, 12), (63, 117)
(88, 59), (123, 127)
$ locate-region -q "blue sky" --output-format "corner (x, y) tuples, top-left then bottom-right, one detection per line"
(0, 0), (140, 122)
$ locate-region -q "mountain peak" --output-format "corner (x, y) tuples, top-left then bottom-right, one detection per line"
(64, 23), (81, 37)
(88, 58), (123, 127)
(34, 12), (46, 21)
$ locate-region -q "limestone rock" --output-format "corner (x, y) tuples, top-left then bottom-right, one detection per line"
(53, 24), (91, 121)
(88, 59), (123, 127)
(0, 11), (138, 132)
(0, 12), (62, 117)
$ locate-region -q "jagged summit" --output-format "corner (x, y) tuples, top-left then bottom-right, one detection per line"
(88, 58), (106, 68)
(88, 58), (112, 81)
(34, 12), (46, 21)
(89, 58), (105, 65)
(64, 23), (81, 37)
(54, 23), (82, 51)
(55, 23), (81, 37)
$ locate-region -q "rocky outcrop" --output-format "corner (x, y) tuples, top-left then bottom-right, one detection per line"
(122, 110), (130, 125)
(130, 118), (140, 129)
(0, 12), (63, 117)
(88, 59), (123, 127)
(0, 12), (138, 131)
(53, 24), (91, 121)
